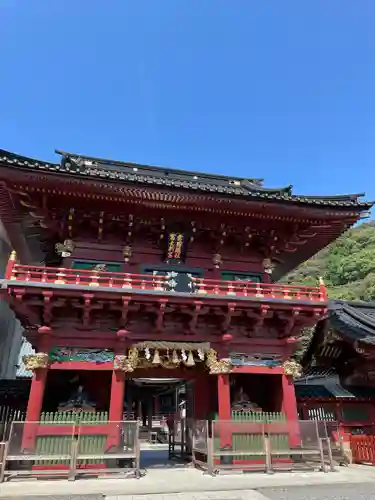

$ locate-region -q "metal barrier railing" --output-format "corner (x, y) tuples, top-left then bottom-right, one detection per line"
(0, 418), (340, 481)
(192, 419), (337, 475)
(168, 418), (190, 461)
(0, 420), (141, 482)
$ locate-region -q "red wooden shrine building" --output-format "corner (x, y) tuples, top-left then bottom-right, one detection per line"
(0, 148), (372, 453)
(298, 301), (375, 434)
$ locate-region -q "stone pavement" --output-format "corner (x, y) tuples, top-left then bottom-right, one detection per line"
(259, 483), (375, 500)
(1, 465), (375, 499)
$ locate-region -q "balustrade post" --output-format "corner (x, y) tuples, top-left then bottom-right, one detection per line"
(5, 251), (17, 280)
(54, 269), (66, 284)
(153, 276), (164, 291)
(255, 283), (264, 298)
(197, 278), (207, 294)
(319, 277), (328, 301)
(122, 274), (132, 289)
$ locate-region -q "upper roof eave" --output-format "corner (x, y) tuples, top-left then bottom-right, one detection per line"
(0, 148), (373, 210)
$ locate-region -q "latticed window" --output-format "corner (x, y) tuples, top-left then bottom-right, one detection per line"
(221, 272), (263, 283)
(72, 260), (122, 273)
(307, 405), (336, 421)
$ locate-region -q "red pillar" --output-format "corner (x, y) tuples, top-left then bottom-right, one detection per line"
(217, 374), (231, 449)
(107, 370), (126, 449)
(4, 250), (17, 279)
(109, 370), (126, 421)
(217, 374), (231, 420)
(22, 368), (47, 450)
(281, 374), (300, 446)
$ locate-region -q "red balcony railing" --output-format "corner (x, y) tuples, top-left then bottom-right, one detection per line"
(4, 263), (327, 302)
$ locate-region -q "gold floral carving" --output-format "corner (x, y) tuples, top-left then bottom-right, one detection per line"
(114, 349), (139, 372)
(206, 349), (232, 374)
(283, 360), (302, 378)
(22, 353), (49, 371)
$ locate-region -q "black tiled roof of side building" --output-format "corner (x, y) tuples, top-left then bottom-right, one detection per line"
(0, 148), (373, 209)
(295, 384), (375, 399)
(295, 385), (334, 399)
(329, 300), (375, 345)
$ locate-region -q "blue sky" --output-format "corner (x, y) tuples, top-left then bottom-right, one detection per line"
(1, 1), (375, 205)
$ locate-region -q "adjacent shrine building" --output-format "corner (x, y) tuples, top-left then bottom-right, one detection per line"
(0, 149), (372, 446)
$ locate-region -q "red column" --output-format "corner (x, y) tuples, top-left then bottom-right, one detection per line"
(22, 368), (48, 450)
(109, 370), (126, 421)
(217, 374), (231, 420)
(4, 250), (17, 279)
(107, 370), (126, 449)
(281, 374), (300, 446)
(217, 374), (231, 449)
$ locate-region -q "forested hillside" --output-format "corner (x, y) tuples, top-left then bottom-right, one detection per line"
(282, 220), (375, 302)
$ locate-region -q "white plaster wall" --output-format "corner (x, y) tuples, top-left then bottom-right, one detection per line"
(0, 224), (24, 379)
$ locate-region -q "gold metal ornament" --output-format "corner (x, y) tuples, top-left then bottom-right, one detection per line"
(22, 353), (49, 371)
(282, 359), (302, 378)
(205, 349), (232, 374)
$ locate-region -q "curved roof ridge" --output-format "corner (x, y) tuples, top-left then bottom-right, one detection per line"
(328, 300), (375, 344)
(0, 148), (373, 209)
(293, 193), (366, 202)
(56, 149), (266, 185)
(0, 148), (58, 167)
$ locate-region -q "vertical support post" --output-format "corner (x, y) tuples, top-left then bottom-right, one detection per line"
(147, 397), (153, 440)
(282, 374), (300, 447)
(194, 375), (210, 420)
(107, 370), (126, 449)
(22, 367), (48, 451)
(217, 374), (231, 450)
(0, 441), (8, 483)
(319, 276), (328, 301)
(154, 395), (158, 415)
(4, 251), (16, 280)
(217, 374), (231, 420)
(109, 370), (126, 421)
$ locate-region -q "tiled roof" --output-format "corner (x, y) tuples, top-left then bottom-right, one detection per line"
(295, 385), (334, 398)
(0, 149), (373, 209)
(329, 300), (375, 345)
(300, 366), (338, 379)
(295, 384), (375, 399)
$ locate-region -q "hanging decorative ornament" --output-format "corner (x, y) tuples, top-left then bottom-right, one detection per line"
(152, 349), (161, 365)
(263, 258), (276, 275)
(172, 350), (180, 364)
(197, 349), (205, 361)
(181, 350), (187, 362)
(185, 351), (195, 367)
(145, 348), (151, 360)
(212, 253), (222, 268)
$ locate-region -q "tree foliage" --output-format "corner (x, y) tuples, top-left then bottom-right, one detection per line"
(282, 220), (375, 302)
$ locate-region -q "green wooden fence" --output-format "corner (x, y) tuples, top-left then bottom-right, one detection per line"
(214, 411), (289, 461)
(36, 411), (109, 466)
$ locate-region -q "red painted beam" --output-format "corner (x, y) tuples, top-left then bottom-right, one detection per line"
(231, 366), (284, 375)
